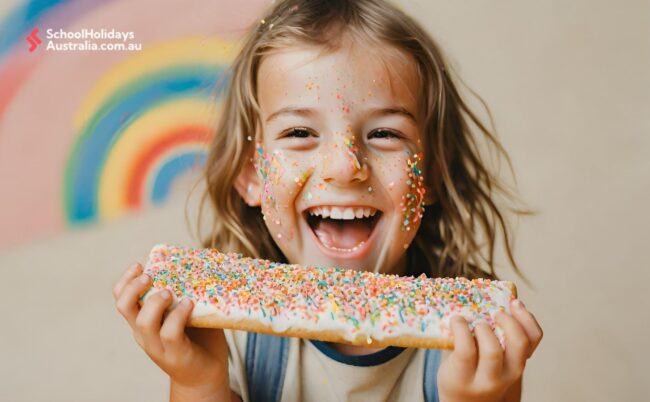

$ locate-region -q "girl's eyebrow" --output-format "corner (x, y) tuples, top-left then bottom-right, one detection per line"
(266, 107), (315, 123)
(367, 106), (417, 123)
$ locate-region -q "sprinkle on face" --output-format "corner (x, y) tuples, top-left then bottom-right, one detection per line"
(400, 153), (426, 231)
(256, 143), (284, 186)
(257, 143), (317, 243)
(256, 143), (285, 235)
(336, 91), (351, 114)
(341, 129), (362, 171)
(294, 167), (314, 187)
(305, 80), (320, 91)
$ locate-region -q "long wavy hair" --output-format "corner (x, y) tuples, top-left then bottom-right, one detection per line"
(196, 0), (531, 281)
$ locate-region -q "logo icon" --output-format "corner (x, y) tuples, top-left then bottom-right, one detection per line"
(26, 28), (41, 52)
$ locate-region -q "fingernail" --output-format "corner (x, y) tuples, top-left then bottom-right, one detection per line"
(181, 298), (192, 307)
(139, 274), (149, 284)
(160, 290), (170, 299)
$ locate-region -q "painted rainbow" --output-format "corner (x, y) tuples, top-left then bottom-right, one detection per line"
(63, 37), (234, 224)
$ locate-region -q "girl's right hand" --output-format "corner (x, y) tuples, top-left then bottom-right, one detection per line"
(112, 263), (231, 399)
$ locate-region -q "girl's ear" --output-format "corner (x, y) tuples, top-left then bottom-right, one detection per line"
(234, 159), (262, 207)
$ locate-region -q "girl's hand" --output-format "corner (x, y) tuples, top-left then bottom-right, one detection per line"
(437, 300), (543, 402)
(112, 263), (231, 399)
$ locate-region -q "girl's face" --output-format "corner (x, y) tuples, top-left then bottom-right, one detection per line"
(245, 40), (428, 274)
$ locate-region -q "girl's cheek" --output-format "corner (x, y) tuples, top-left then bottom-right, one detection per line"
(375, 152), (426, 249)
(256, 145), (286, 240)
(400, 152), (426, 233)
(256, 144), (315, 242)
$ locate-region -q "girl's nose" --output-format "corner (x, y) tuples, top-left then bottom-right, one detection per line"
(321, 137), (370, 185)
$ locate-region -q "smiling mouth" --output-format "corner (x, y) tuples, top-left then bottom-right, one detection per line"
(304, 206), (382, 252)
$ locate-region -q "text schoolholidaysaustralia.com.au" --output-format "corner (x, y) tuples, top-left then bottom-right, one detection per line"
(41, 28), (142, 52)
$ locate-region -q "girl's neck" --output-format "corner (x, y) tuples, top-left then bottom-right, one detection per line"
(329, 342), (386, 356)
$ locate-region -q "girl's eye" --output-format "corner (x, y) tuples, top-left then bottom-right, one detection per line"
(284, 128), (313, 138)
(278, 127), (318, 150)
(368, 129), (400, 140)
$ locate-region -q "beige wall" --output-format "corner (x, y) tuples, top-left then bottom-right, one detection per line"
(1, 0), (648, 400)
(407, 0), (650, 400)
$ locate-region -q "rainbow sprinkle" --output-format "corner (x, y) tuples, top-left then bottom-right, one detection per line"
(143, 244), (515, 346)
(400, 153), (426, 231)
(342, 135), (361, 171)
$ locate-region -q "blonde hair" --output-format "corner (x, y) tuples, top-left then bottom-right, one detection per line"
(198, 0), (530, 281)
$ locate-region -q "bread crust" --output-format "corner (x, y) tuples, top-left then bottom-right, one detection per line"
(188, 313), (457, 349)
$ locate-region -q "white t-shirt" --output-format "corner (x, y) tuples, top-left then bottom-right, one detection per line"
(225, 329), (437, 402)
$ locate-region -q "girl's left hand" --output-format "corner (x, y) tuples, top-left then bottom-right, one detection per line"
(437, 299), (543, 402)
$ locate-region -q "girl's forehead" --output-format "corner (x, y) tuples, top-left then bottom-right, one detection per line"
(257, 42), (420, 111)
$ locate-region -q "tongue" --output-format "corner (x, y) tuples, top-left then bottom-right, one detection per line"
(312, 219), (372, 249)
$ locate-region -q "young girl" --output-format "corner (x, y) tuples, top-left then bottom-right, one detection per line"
(113, 0), (543, 401)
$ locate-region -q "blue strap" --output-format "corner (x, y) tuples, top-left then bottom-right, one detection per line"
(245, 332), (290, 402)
(423, 348), (442, 402)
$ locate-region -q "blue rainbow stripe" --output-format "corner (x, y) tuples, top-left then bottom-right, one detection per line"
(0, 0), (68, 56)
(151, 152), (207, 203)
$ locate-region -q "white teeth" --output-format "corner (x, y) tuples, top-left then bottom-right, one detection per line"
(307, 206), (378, 220)
(325, 241), (364, 252)
(316, 233), (366, 252)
